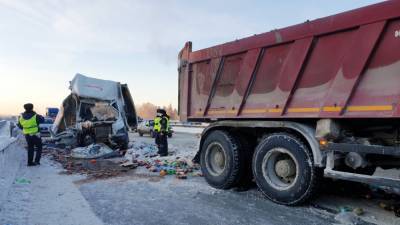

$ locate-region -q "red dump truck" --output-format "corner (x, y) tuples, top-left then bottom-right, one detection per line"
(178, 1), (400, 205)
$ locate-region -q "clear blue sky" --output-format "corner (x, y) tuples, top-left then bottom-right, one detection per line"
(0, 0), (382, 115)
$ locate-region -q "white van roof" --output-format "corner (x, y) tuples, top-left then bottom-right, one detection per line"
(70, 74), (119, 101)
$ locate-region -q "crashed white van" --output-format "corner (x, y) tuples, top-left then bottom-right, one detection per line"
(51, 74), (137, 149)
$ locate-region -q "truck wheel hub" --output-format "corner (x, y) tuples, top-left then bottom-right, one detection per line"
(275, 159), (296, 178)
(214, 152), (225, 168)
(262, 148), (299, 190)
(205, 142), (227, 176)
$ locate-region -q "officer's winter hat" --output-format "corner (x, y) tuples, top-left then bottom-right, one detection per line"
(24, 103), (34, 112)
(157, 108), (167, 116)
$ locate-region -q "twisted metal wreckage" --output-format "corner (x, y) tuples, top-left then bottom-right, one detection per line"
(50, 74), (138, 152)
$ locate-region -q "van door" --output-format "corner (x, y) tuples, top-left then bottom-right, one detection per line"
(121, 84), (138, 129)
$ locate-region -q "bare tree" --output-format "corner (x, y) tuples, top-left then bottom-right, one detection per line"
(136, 103), (178, 120)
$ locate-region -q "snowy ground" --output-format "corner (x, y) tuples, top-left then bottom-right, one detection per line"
(0, 141), (102, 225)
(0, 120), (16, 151)
(78, 132), (336, 225)
(1, 130), (399, 225)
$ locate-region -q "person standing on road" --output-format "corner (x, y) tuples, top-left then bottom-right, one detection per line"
(154, 109), (169, 157)
(17, 103), (44, 166)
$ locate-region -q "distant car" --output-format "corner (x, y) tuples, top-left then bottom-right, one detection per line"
(39, 117), (54, 137)
(137, 120), (155, 137)
(137, 120), (173, 138)
(46, 107), (59, 118)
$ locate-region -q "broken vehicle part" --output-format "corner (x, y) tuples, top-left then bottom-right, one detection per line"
(51, 74), (138, 149)
(71, 143), (114, 159)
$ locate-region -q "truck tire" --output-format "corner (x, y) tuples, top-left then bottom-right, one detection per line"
(200, 130), (243, 189)
(252, 133), (319, 205)
(233, 133), (254, 188)
(139, 132), (143, 137)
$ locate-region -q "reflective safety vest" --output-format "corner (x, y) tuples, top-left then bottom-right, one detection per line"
(154, 117), (161, 132)
(154, 116), (169, 132)
(19, 114), (39, 135)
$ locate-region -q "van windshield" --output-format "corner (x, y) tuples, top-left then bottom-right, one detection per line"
(79, 101), (118, 121)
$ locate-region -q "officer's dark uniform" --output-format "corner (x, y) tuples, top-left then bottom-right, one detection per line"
(17, 103), (44, 166)
(154, 109), (169, 157)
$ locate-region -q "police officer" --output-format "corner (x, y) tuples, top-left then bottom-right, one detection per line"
(154, 109), (169, 157)
(18, 103), (44, 166)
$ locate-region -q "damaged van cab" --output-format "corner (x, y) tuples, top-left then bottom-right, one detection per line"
(51, 74), (137, 149)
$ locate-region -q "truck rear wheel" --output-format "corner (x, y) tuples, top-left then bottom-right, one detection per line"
(252, 133), (318, 205)
(200, 130), (242, 189)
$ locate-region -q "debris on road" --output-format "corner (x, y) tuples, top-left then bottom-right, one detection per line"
(353, 207), (364, 216)
(43, 138), (201, 181)
(160, 170), (167, 176)
(334, 211), (363, 225)
(120, 161), (138, 169)
(15, 178), (31, 184)
(43, 145), (134, 179)
(378, 202), (400, 217)
(125, 140), (202, 179)
(339, 206), (353, 213)
(71, 143), (115, 159)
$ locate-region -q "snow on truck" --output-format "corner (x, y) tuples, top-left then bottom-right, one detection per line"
(178, 1), (400, 205)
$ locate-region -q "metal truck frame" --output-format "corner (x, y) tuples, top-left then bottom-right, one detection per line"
(178, 1), (400, 205)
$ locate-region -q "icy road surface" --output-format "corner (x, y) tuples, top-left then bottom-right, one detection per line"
(78, 132), (336, 225)
(1, 131), (386, 225)
(0, 141), (103, 225)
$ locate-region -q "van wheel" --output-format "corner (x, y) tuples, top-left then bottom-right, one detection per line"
(139, 132), (143, 137)
(252, 133), (319, 205)
(200, 130), (243, 189)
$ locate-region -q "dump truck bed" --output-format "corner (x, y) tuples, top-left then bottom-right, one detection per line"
(178, 0), (400, 121)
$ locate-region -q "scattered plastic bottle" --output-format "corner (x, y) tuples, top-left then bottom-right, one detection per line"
(15, 178), (31, 184)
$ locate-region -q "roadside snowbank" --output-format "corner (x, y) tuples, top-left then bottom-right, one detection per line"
(0, 137), (16, 151)
(0, 121), (20, 206)
(0, 146), (103, 225)
(0, 120), (17, 151)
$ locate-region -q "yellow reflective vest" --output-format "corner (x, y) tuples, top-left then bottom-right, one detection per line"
(19, 114), (39, 135)
(154, 116), (169, 133)
(154, 117), (161, 132)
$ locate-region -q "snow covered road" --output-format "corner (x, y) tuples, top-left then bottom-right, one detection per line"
(2, 132), (396, 225)
(0, 142), (103, 225)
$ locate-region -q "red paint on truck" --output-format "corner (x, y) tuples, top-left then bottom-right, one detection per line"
(178, 0), (400, 121)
